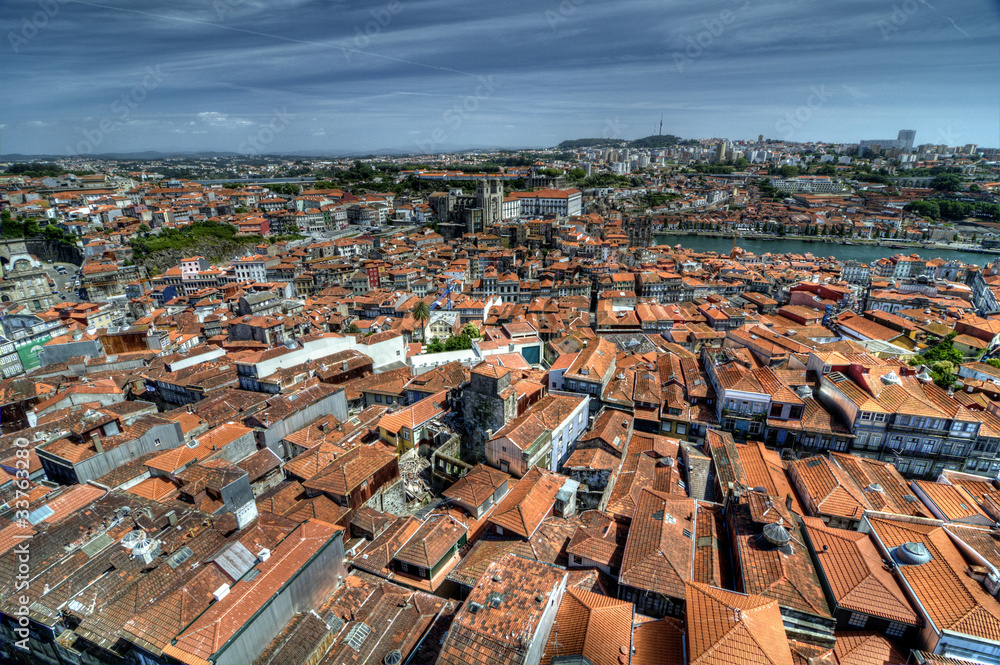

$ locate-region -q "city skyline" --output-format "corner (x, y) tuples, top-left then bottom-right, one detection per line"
(1, 0), (998, 156)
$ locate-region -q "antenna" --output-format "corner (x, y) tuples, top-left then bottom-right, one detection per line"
(659, 114), (663, 136)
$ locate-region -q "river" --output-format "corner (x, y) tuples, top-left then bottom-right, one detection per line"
(653, 234), (999, 266)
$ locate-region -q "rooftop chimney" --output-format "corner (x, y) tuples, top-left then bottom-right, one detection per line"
(93, 434), (104, 454)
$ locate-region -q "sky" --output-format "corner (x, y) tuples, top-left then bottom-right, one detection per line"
(1, 0), (998, 156)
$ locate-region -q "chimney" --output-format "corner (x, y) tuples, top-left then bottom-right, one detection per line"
(166, 511), (178, 527)
(785, 494), (793, 511)
(342, 360), (349, 372)
(93, 434), (104, 454)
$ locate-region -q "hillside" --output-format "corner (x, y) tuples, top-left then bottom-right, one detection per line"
(557, 134), (697, 151)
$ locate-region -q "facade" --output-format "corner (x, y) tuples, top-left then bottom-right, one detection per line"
(486, 391), (589, 477)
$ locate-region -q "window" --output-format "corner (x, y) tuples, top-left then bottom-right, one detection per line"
(748, 421), (763, 435)
(676, 424), (687, 435)
(400, 561), (409, 572)
(860, 412), (874, 422)
(723, 418), (736, 430)
(874, 413), (887, 422)
(886, 622), (905, 637)
(788, 406), (803, 419)
(374, 394), (382, 403)
(856, 432), (868, 447)
(848, 613), (868, 628)
(914, 461), (929, 476)
(896, 460), (910, 473)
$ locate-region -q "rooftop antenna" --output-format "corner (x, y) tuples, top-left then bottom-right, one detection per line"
(659, 114), (663, 136)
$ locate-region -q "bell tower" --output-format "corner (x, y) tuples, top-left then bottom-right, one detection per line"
(477, 177), (503, 226)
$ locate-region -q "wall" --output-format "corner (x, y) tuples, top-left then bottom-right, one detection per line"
(37, 339), (103, 366)
(258, 389), (348, 457)
(215, 531), (345, 665)
(38, 420), (184, 484)
(364, 477), (407, 516)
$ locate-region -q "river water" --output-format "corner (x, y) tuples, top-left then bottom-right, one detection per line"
(653, 234), (998, 266)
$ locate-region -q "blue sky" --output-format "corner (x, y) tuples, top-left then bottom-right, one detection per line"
(1, 0), (998, 155)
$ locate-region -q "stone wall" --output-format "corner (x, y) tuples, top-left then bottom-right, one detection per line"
(364, 477), (407, 516)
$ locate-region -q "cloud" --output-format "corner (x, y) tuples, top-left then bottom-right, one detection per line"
(0, 0), (997, 154)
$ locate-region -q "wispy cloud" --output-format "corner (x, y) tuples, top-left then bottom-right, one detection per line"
(1, 0), (997, 154)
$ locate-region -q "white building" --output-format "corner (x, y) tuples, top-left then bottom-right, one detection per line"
(486, 391), (590, 477)
(511, 188), (583, 218)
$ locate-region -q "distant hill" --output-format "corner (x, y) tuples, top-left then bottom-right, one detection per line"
(557, 134), (697, 151)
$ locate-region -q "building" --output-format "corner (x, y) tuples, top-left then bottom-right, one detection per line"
(486, 391), (589, 476)
(436, 552), (568, 665)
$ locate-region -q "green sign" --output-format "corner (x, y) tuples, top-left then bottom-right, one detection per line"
(16, 336), (50, 370)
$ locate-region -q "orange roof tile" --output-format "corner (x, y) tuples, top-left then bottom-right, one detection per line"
(801, 516), (918, 625)
(685, 581), (794, 665)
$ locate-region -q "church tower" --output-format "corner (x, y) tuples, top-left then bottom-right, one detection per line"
(477, 177), (503, 226)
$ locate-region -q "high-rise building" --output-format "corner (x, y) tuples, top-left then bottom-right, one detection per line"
(859, 129), (916, 154)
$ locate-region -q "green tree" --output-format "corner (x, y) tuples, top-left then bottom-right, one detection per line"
(904, 200), (940, 219)
(461, 323), (479, 338)
(930, 173), (962, 191)
(778, 165), (799, 178)
(413, 300), (431, 330)
(345, 323), (360, 334)
(986, 357), (1000, 368)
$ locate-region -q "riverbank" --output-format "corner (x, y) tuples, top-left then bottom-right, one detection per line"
(652, 232), (999, 265)
(652, 230), (992, 254)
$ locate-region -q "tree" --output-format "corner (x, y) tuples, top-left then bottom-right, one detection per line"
(567, 168), (586, 182)
(461, 323), (479, 338)
(733, 157), (749, 170)
(413, 300), (430, 331)
(138, 224), (151, 234)
(778, 165), (799, 178)
(443, 333), (472, 351)
(345, 323), (360, 334)
(427, 337), (445, 353)
(986, 357), (1000, 368)
(930, 173), (962, 192)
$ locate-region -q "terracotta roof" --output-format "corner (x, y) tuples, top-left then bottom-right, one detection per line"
(801, 516), (918, 625)
(487, 467), (566, 539)
(539, 587), (633, 665)
(565, 510), (627, 569)
(912, 480), (991, 524)
(442, 463), (511, 509)
(828, 452), (931, 518)
(302, 445), (396, 498)
(685, 581), (794, 665)
(729, 492), (831, 619)
(393, 514), (466, 569)
(832, 630), (907, 665)
(619, 490), (696, 599)
(789, 455), (871, 521)
(166, 520), (342, 664)
(630, 615), (685, 665)
(867, 515), (1000, 642)
(436, 553), (567, 665)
